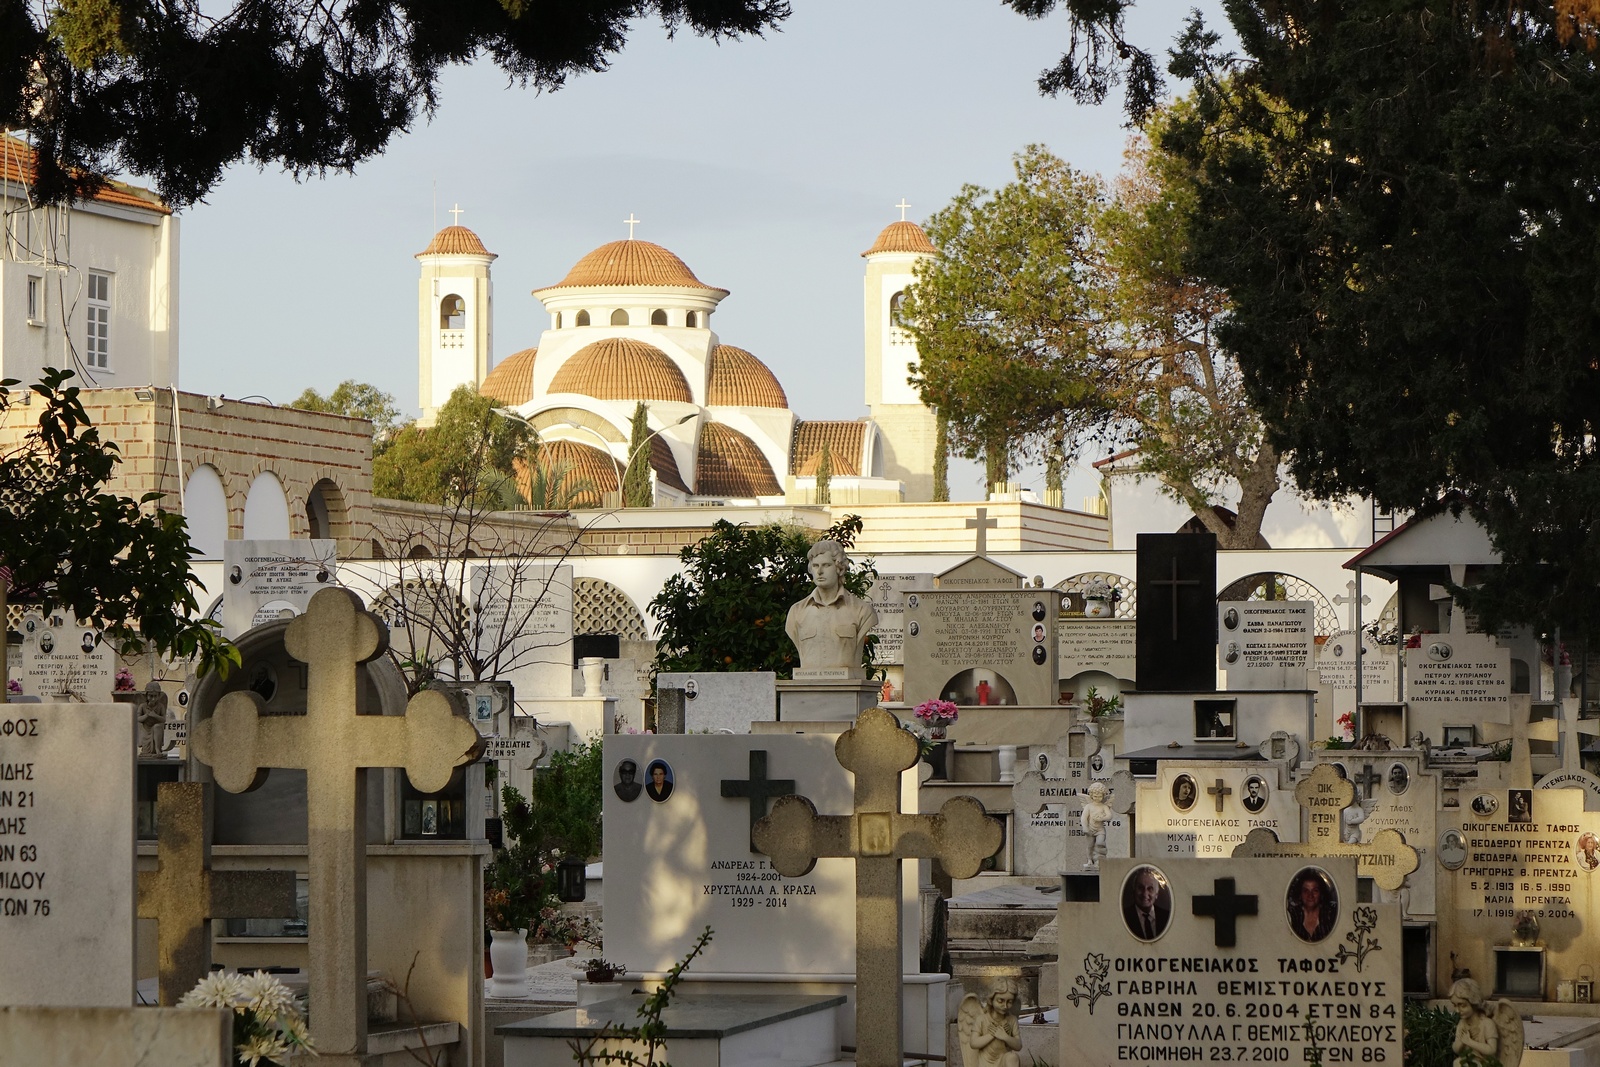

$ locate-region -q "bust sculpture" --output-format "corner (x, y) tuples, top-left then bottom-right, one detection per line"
(784, 540), (877, 675)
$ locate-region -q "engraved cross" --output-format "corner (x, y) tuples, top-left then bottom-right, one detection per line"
(721, 750), (795, 853)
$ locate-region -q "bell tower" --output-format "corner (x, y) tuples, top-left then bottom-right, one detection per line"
(416, 208), (496, 426)
(862, 203), (939, 501)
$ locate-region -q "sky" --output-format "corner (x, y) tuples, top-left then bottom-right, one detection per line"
(172, 0), (1227, 502)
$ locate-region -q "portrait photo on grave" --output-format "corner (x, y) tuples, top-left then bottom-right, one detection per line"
(1389, 763), (1410, 796)
(1033, 601), (1047, 622)
(1122, 864), (1173, 941)
(1509, 789), (1533, 823)
(1032, 644), (1047, 665)
(1224, 641), (1240, 664)
(614, 759), (642, 802)
(80, 630), (96, 654)
(1287, 867), (1338, 943)
(39, 630), (52, 654)
(1440, 829), (1468, 871)
(646, 759), (674, 802)
(1242, 776), (1269, 813)
(1576, 832), (1599, 872)
(907, 594), (919, 609)
(909, 621), (920, 637)
(1172, 774), (1198, 812)
(1033, 623), (1046, 643)
(1224, 608), (1239, 630)
(1472, 794), (1500, 817)
(1090, 753), (1104, 775)
(1429, 641), (1453, 661)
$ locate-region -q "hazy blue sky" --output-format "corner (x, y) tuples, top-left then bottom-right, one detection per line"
(174, 0), (1225, 501)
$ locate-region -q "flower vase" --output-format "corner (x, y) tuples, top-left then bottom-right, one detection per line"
(487, 929), (530, 998)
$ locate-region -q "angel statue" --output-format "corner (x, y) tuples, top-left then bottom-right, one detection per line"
(1450, 978), (1523, 1067)
(958, 977), (1023, 1067)
(1081, 781), (1115, 870)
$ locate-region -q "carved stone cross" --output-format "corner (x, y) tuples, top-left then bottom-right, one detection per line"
(192, 588), (484, 1059)
(136, 782), (298, 1005)
(1207, 778), (1233, 813)
(1351, 762), (1383, 801)
(1236, 764), (1420, 891)
(965, 507), (998, 556)
(754, 709), (1003, 1067)
(1332, 580), (1371, 632)
(721, 750), (795, 852)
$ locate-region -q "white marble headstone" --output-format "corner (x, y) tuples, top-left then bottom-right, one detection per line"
(14, 614), (113, 703)
(1136, 762), (1301, 858)
(1219, 600), (1315, 690)
(656, 672), (776, 733)
(221, 539), (339, 638)
(472, 563), (574, 696)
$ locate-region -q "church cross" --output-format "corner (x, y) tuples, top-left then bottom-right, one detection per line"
(624, 213), (640, 239)
(721, 750), (796, 853)
(1352, 762), (1382, 800)
(1332, 580), (1371, 631)
(1207, 778), (1233, 813)
(895, 198), (911, 222)
(448, 203), (464, 225)
(966, 507), (999, 556)
(754, 709), (1003, 1067)
(136, 782), (298, 1005)
(1149, 556), (1201, 641)
(1192, 877), (1258, 948)
(192, 588), (484, 1059)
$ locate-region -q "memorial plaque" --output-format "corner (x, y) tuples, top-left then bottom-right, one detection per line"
(902, 589), (1061, 707)
(1059, 619), (1137, 682)
(471, 562), (573, 696)
(15, 614), (113, 702)
(1404, 633), (1509, 710)
(0, 704), (135, 1007)
(1058, 857), (1403, 1067)
(1219, 601), (1314, 690)
(1135, 534), (1216, 692)
(1135, 763), (1300, 859)
(221, 539), (339, 638)
(1012, 746), (1131, 872)
(1457, 788), (1590, 930)
(656, 672), (776, 733)
(1316, 632), (1399, 705)
(865, 573), (933, 666)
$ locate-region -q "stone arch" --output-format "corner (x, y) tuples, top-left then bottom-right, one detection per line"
(686, 311), (699, 328)
(573, 577), (647, 641)
(610, 309), (629, 326)
(576, 310), (591, 327)
(1218, 571), (1340, 638)
(183, 463), (228, 559)
(242, 470), (291, 540)
(650, 309), (668, 326)
(1056, 572), (1137, 619)
(305, 478), (351, 542)
(440, 294), (465, 329)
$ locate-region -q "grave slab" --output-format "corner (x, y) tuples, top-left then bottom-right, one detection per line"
(15, 612), (114, 702)
(1134, 761), (1300, 859)
(0, 1005), (231, 1066)
(1134, 533), (1216, 692)
(658, 671), (777, 732)
(1219, 600), (1314, 690)
(222, 538), (339, 638)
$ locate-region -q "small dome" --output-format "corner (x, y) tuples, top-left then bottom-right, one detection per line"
(540, 240), (727, 293)
(548, 338), (694, 403)
(480, 348), (537, 406)
(697, 423), (780, 498)
(417, 225), (496, 258)
(790, 420), (865, 476)
(706, 345), (788, 408)
(861, 220), (938, 257)
(519, 439), (617, 510)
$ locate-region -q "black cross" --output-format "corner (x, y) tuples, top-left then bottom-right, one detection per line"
(1148, 557), (1200, 640)
(721, 750), (796, 853)
(1207, 778), (1232, 813)
(1352, 763), (1382, 800)
(1192, 877), (1258, 948)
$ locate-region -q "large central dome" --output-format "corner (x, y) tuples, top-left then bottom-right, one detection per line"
(541, 239), (727, 293)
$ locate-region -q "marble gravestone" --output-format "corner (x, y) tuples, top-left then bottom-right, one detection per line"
(1058, 618), (1137, 687)
(1134, 762), (1300, 859)
(1318, 754), (1439, 915)
(15, 612), (113, 703)
(1403, 631), (1511, 739)
(656, 671), (777, 733)
(901, 579), (1062, 707)
(1218, 600), (1314, 690)
(0, 704), (135, 1007)
(867, 573), (934, 667)
(1012, 735), (1133, 873)
(471, 562), (574, 697)
(221, 538), (339, 639)
(1316, 631), (1400, 712)
(1057, 857), (1403, 1067)
(1135, 534), (1217, 692)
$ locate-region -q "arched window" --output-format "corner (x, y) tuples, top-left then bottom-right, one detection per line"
(575, 310), (591, 327)
(182, 464), (228, 558)
(889, 290), (906, 326)
(555, 311), (563, 329)
(440, 294), (465, 329)
(243, 471), (291, 540)
(610, 309), (629, 326)
(685, 311), (699, 328)
(650, 309), (668, 326)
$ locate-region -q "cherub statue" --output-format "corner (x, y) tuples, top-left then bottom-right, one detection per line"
(1081, 780), (1114, 870)
(1450, 978), (1523, 1067)
(958, 977), (1023, 1067)
(1341, 799), (1369, 844)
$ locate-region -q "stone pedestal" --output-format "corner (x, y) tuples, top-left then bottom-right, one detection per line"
(776, 677), (881, 720)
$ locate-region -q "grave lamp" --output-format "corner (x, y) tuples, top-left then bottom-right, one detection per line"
(557, 855), (587, 902)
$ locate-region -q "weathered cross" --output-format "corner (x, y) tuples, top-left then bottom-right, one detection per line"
(1332, 579), (1371, 632)
(624, 213), (640, 239)
(1191, 877), (1258, 948)
(1148, 556), (1200, 640)
(192, 588), (484, 1061)
(895, 198), (911, 221)
(965, 507), (998, 556)
(1351, 762), (1383, 801)
(1207, 778), (1233, 813)
(136, 782), (298, 1005)
(448, 203), (464, 224)
(721, 750), (796, 852)
(754, 709), (1003, 1067)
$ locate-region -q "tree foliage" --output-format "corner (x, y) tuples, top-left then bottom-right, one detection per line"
(623, 401), (651, 508)
(1000, 0), (1164, 123)
(0, 368), (236, 677)
(484, 738), (602, 933)
(372, 385), (532, 509)
(8, 0), (791, 207)
(1163, 2), (1600, 631)
(904, 140), (1281, 547)
(288, 379), (402, 453)
(648, 516), (876, 679)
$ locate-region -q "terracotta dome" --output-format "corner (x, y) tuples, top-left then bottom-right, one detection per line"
(790, 420), (865, 476)
(861, 220), (937, 257)
(540, 239), (727, 293)
(696, 423), (780, 498)
(706, 345), (788, 408)
(518, 439), (617, 510)
(479, 348), (537, 406)
(416, 225), (495, 258)
(548, 338), (693, 403)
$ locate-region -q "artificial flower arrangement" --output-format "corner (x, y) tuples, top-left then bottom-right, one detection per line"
(913, 698), (959, 739)
(114, 667), (136, 692)
(179, 970), (315, 1066)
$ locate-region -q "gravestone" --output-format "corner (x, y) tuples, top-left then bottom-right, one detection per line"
(1319, 756), (1438, 911)
(1218, 600), (1314, 690)
(1012, 736), (1133, 873)
(1316, 631), (1400, 712)
(0, 703), (134, 1007)
(1134, 534), (1217, 692)
(1056, 857), (1403, 1067)
(1134, 762), (1300, 859)
(1058, 618), (1137, 686)
(656, 671), (776, 733)
(15, 613), (113, 702)
(192, 587), (483, 1063)
(755, 709), (1004, 1067)
(471, 562), (574, 697)
(867, 573), (934, 667)
(135, 782), (298, 1004)
(902, 579), (1062, 707)
(221, 538), (339, 638)
(1403, 631), (1511, 741)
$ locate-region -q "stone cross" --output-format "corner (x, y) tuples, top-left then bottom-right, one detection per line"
(896, 198), (911, 221)
(1207, 778), (1232, 813)
(1233, 826), (1419, 893)
(1332, 580), (1371, 631)
(965, 507), (998, 556)
(624, 213), (640, 239)
(136, 782), (298, 1005)
(754, 709), (1003, 1067)
(1148, 556), (1200, 640)
(1351, 762), (1383, 800)
(1192, 877), (1258, 948)
(448, 203), (464, 224)
(721, 750), (796, 852)
(191, 588), (484, 1061)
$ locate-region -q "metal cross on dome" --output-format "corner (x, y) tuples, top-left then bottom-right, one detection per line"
(624, 213), (640, 239)
(896, 198), (911, 221)
(449, 203), (464, 224)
